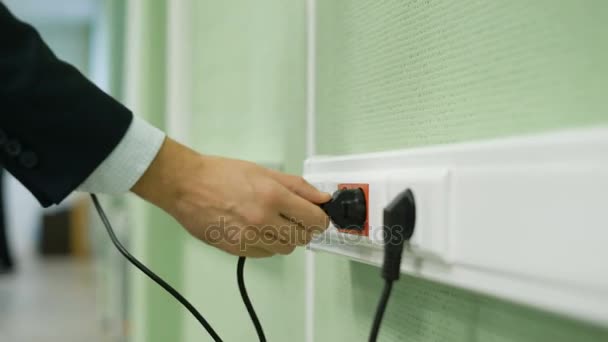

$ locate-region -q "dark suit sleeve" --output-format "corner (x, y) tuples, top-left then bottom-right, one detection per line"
(0, 4), (133, 207)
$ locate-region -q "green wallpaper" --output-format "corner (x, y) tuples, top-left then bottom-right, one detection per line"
(190, 0), (306, 166)
(182, 1), (307, 341)
(314, 1), (608, 341)
(314, 254), (607, 342)
(316, 0), (608, 154)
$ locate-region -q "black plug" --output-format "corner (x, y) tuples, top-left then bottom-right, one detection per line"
(382, 189), (416, 281)
(369, 189), (416, 342)
(320, 188), (367, 231)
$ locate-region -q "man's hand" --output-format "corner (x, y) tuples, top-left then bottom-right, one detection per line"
(131, 138), (331, 258)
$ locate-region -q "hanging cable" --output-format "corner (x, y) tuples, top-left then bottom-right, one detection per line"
(368, 189), (416, 342)
(237, 256), (267, 342)
(90, 194), (223, 342)
(368, 280), (393, 341)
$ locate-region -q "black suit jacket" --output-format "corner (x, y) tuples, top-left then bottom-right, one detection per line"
(0, 4), (132, 207)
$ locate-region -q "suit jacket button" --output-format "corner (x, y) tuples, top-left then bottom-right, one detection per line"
(5, 140), (21, 156)
(19, 151), (38, 169)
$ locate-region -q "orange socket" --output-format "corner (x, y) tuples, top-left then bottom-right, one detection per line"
(336, 183), (369, 236)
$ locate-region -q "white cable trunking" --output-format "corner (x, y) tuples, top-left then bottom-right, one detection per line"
(304, 126), (608, 327)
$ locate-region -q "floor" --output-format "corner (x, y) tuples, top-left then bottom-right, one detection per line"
(0, 255), (105, 342)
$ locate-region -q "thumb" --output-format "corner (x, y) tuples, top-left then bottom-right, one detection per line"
(267, 170), (331, 204)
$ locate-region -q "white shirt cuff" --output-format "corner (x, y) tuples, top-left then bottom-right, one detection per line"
(78, 116), (165, 194)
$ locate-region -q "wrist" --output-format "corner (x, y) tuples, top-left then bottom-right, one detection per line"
(131, 137), (200, 212)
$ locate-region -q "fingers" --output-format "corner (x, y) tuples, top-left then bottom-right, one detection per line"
(243, 247), (275, 258)
(266, 214), (308, 245)
(243, 213), (317, 255)
(275, 186), (330, 233)
(236, 215), (298, 255)
(267, 170), (331, 204)
(212, 241), (276, 258)
(278, 214), (315, 245)
(250, 232), (296, 255)
(263, 170), (330, 237)
(216, 212), (312, 257)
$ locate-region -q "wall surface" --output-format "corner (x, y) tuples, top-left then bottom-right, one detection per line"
(181, 1), (307, 341)
(316, 0), (608, 154)
(314, 1), (608, 341)
(122, 2), (190, 342)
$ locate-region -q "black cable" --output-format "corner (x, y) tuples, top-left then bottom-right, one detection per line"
(369, 189), (416, 342)
(237, 256), (267, 342)
(90, 194), (223, 342)
(368, 280), (393, 342)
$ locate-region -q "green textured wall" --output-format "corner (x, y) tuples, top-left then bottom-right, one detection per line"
(316, 0), (608, 154)
(314, 1), (608, 341)
(182, 1), (307, 341)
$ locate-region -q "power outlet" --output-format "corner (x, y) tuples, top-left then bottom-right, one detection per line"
(305, 127), (608, 326)
(387, 169), (450, 261)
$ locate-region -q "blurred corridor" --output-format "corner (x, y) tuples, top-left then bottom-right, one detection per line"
(0, 1), (126, 341)
(0, 256), (101, 342)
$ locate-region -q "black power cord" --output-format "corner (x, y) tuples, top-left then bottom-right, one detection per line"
(94, 186), (410, 342)
(369, 189), (416, 342)
(237, 257), (267, 342)
(320, 188), (416, 341)
(91, 194), (224, 342)
(368, 281), (393, 341)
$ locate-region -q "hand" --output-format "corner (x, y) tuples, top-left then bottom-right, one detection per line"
(131, 138), (331, 258)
